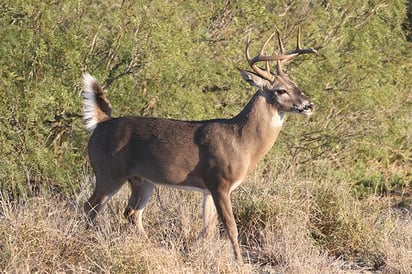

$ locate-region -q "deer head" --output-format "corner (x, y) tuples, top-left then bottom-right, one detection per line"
(239, 26), (317, 115)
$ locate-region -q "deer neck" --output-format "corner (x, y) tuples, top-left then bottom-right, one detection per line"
(232, 90), (284, 166)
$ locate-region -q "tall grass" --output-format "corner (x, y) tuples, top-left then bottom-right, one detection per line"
(1, 168), (410, 273)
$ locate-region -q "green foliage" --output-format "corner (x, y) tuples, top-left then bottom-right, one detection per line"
(2, 1), (410, 189)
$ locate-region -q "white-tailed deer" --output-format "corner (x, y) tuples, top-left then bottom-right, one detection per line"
(83, 27), (317, 262)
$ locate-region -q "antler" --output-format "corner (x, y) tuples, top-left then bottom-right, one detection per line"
(245, 26), (317, 81)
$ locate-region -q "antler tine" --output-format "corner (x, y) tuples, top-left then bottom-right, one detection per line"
(296, 25), (302, 50)
(290, 26), (318, 55)
(262, 31), (278, 76)
(276, 28), (288, 75)
(245, 32), (277, 81)
(263, 32), (275, 76)
(277, 26), (318, 74)
(276, 59), (282, 75)
(276, 28), (285, 54)
(245, 32), (252, 61)
(260, 31), (277, 55)
(265, 59), (270, 75)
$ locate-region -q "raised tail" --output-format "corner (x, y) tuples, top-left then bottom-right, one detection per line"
(82, 73), (113, 132)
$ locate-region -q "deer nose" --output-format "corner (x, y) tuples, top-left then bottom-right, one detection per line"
(293, 101), (315, 114)
(304, 102), (315, 111)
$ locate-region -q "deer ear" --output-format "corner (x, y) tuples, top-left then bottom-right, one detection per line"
(239, 69), (270, 89)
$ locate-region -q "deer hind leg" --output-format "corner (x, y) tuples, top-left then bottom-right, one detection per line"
(123, 176), (154, 235)
(210, 188), (243, 263)
(200, 193), (218, 237)
(84, 175), (125, 225)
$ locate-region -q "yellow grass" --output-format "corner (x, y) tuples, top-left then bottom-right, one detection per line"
(0, 172), (411, 273)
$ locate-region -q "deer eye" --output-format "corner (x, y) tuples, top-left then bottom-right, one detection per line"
(276, 89), (288, 95)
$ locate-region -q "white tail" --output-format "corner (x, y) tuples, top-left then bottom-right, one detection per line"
(83, 27), (317, 263)
(82, 73), (112, 132)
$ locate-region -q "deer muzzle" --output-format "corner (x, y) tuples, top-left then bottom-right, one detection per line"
(293, 102), (315, 115)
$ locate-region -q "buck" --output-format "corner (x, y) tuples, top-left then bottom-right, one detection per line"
(83, 27), (317, 262)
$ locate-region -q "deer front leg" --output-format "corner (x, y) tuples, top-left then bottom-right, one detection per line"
(210, 189), (242, 263)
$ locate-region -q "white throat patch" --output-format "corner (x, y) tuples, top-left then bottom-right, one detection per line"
(270, 112), (284, 128)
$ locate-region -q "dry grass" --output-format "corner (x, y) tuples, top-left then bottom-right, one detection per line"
(0, 171), (411, 274)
